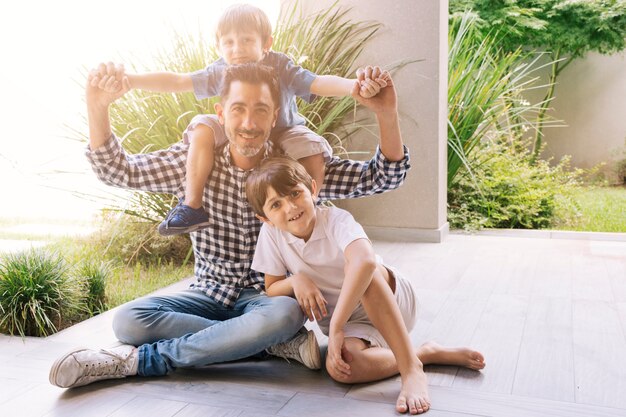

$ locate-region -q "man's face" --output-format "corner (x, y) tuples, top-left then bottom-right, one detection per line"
(215, 80), (278, 159)
(218, 30), (271, 65)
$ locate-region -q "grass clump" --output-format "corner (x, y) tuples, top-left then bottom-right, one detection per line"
(74, 259), (112, 315)
(0, 249), (83, 337)
(448, 142), (582, 231)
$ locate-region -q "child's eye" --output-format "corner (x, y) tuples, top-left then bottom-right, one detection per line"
(271, 201), (280, 210)
(290, 190), (301, 198)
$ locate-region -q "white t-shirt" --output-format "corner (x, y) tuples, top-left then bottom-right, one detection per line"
(251, 206), (370, 333)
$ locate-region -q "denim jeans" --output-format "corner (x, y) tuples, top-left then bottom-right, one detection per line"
(112, 288), (304, 376)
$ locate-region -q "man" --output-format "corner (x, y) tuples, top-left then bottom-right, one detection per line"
(49, 62), (410, 388)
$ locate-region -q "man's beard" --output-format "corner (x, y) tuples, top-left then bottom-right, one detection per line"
(229, 128), (267, 157)
(234, 143), (265, 157)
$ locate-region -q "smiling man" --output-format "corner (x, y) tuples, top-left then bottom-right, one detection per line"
(49, 62), (411, 389)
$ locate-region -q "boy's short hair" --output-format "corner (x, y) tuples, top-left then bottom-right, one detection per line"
(216, 4), (273, 44)
(220, 63), (280, 108)
(246, 156), (314, 218)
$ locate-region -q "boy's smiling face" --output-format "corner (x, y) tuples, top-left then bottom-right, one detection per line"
(218, 30), (273, 65)
(260, 182), (318, 241)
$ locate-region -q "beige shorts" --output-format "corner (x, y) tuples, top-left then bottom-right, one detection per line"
(183, 114), (333, 161)
(343, 266), (419, 348)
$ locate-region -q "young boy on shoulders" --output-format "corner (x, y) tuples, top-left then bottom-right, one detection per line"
(92, 3), (388, 235)
(246, 157), (486, 415)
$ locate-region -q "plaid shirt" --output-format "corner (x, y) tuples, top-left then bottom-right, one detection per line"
(87, 135), (410, 307)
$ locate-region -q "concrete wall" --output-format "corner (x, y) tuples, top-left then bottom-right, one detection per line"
(541, 52), (626, 183)
(283, 0), (449, 242)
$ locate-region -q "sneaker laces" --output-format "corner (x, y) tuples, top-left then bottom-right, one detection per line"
(267, 336), (302, 363)
(83, 349), (133, 378)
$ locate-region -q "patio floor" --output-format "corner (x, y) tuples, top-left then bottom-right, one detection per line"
(1, 232), (625, 417)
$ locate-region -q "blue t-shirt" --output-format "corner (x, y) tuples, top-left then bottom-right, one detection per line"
(190, 51), (317, 129)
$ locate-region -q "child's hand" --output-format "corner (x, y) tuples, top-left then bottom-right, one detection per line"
(290, 273), (328, 322)
(90, 62), (127, 94)
(327, 329), (351, 378)
(86, 62), (130, 107)
(356, 66), (391, 99)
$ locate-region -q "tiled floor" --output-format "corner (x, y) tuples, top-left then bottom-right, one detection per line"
(1, 233), (625, 416)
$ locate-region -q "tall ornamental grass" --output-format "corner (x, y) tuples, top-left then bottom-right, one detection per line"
(73, 1), (381, 223)
(0, 249), (82, 337)
(448, 12), (560, 187)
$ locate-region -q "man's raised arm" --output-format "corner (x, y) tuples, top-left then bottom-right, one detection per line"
(351, 66), (403, 161)
(86, 62), (130, 150)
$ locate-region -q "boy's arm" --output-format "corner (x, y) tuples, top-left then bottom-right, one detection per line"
(126, 72), (194, 93)
(326, 238), (377, 376)
(85, 64), (187, 194)
(309, 75), (357, 97)
(265, 273), (328, 322)
(330, 238), (377, 334)
(309, 66), (390, 98)
(91, 63), (194, 93)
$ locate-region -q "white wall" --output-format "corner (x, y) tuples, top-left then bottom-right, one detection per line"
(541, 51), (626, 183)
(283, 0), (449, 241)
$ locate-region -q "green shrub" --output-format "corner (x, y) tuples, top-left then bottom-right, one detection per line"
(74, 259), (112, 315)
(448, 142), (582, 230)
(0, 249), (83, 337)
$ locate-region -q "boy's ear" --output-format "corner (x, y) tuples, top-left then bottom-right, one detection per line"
(311, 179), (318, 198)
(214, 102), (225, 124)
(264, 36), (273, 52)
(255, 213), (274, 226)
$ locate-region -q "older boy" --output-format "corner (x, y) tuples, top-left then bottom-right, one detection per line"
(247, 157), (486, 415)
(94, 3), (388, 235)
(49, 63), (410, 389)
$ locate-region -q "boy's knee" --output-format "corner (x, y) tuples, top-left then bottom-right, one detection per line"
(325, 358), (356, 384)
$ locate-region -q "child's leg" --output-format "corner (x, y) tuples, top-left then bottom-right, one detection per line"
(344, 267), (429, 414)
(273, 126), (332, 197)
(184, 124), (215, 209)
(328, 266), (485, 415)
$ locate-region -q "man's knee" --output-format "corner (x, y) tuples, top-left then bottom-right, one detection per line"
(262, 296), (304, 336)
(112, 302), (150, 345)
(275, 296), (304, 326)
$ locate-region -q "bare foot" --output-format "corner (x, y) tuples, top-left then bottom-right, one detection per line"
(417, 341), (485, 370)
(396, 365), (431, 414)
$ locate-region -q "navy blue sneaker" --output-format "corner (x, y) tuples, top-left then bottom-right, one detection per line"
(158, 202), (210, 236)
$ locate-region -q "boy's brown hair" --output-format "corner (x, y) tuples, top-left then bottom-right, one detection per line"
(216, 4), (273, 44)
(246, 156), (314, 218)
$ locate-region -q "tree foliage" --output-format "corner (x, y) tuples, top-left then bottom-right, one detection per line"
(449, 0), (626, 156)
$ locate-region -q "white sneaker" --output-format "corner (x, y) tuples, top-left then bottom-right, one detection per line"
(267, 328), (321, 370)
(49, 344), (138, 388)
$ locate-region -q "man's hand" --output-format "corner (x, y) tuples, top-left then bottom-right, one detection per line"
(356, 66), (390, 99)
(290, 273), (328, 322)
(86, 62), (130, 108)
(353, 66), (397, 115)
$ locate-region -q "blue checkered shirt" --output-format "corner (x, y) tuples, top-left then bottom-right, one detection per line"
(87, 136), (410, 307)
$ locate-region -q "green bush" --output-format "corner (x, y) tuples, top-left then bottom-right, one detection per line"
(0, 249), (83, 337)
(74, 259), (112, 315)
(448, 142), (582, 231)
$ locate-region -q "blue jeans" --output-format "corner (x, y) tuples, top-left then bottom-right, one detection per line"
(112, 288), (304, 376)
